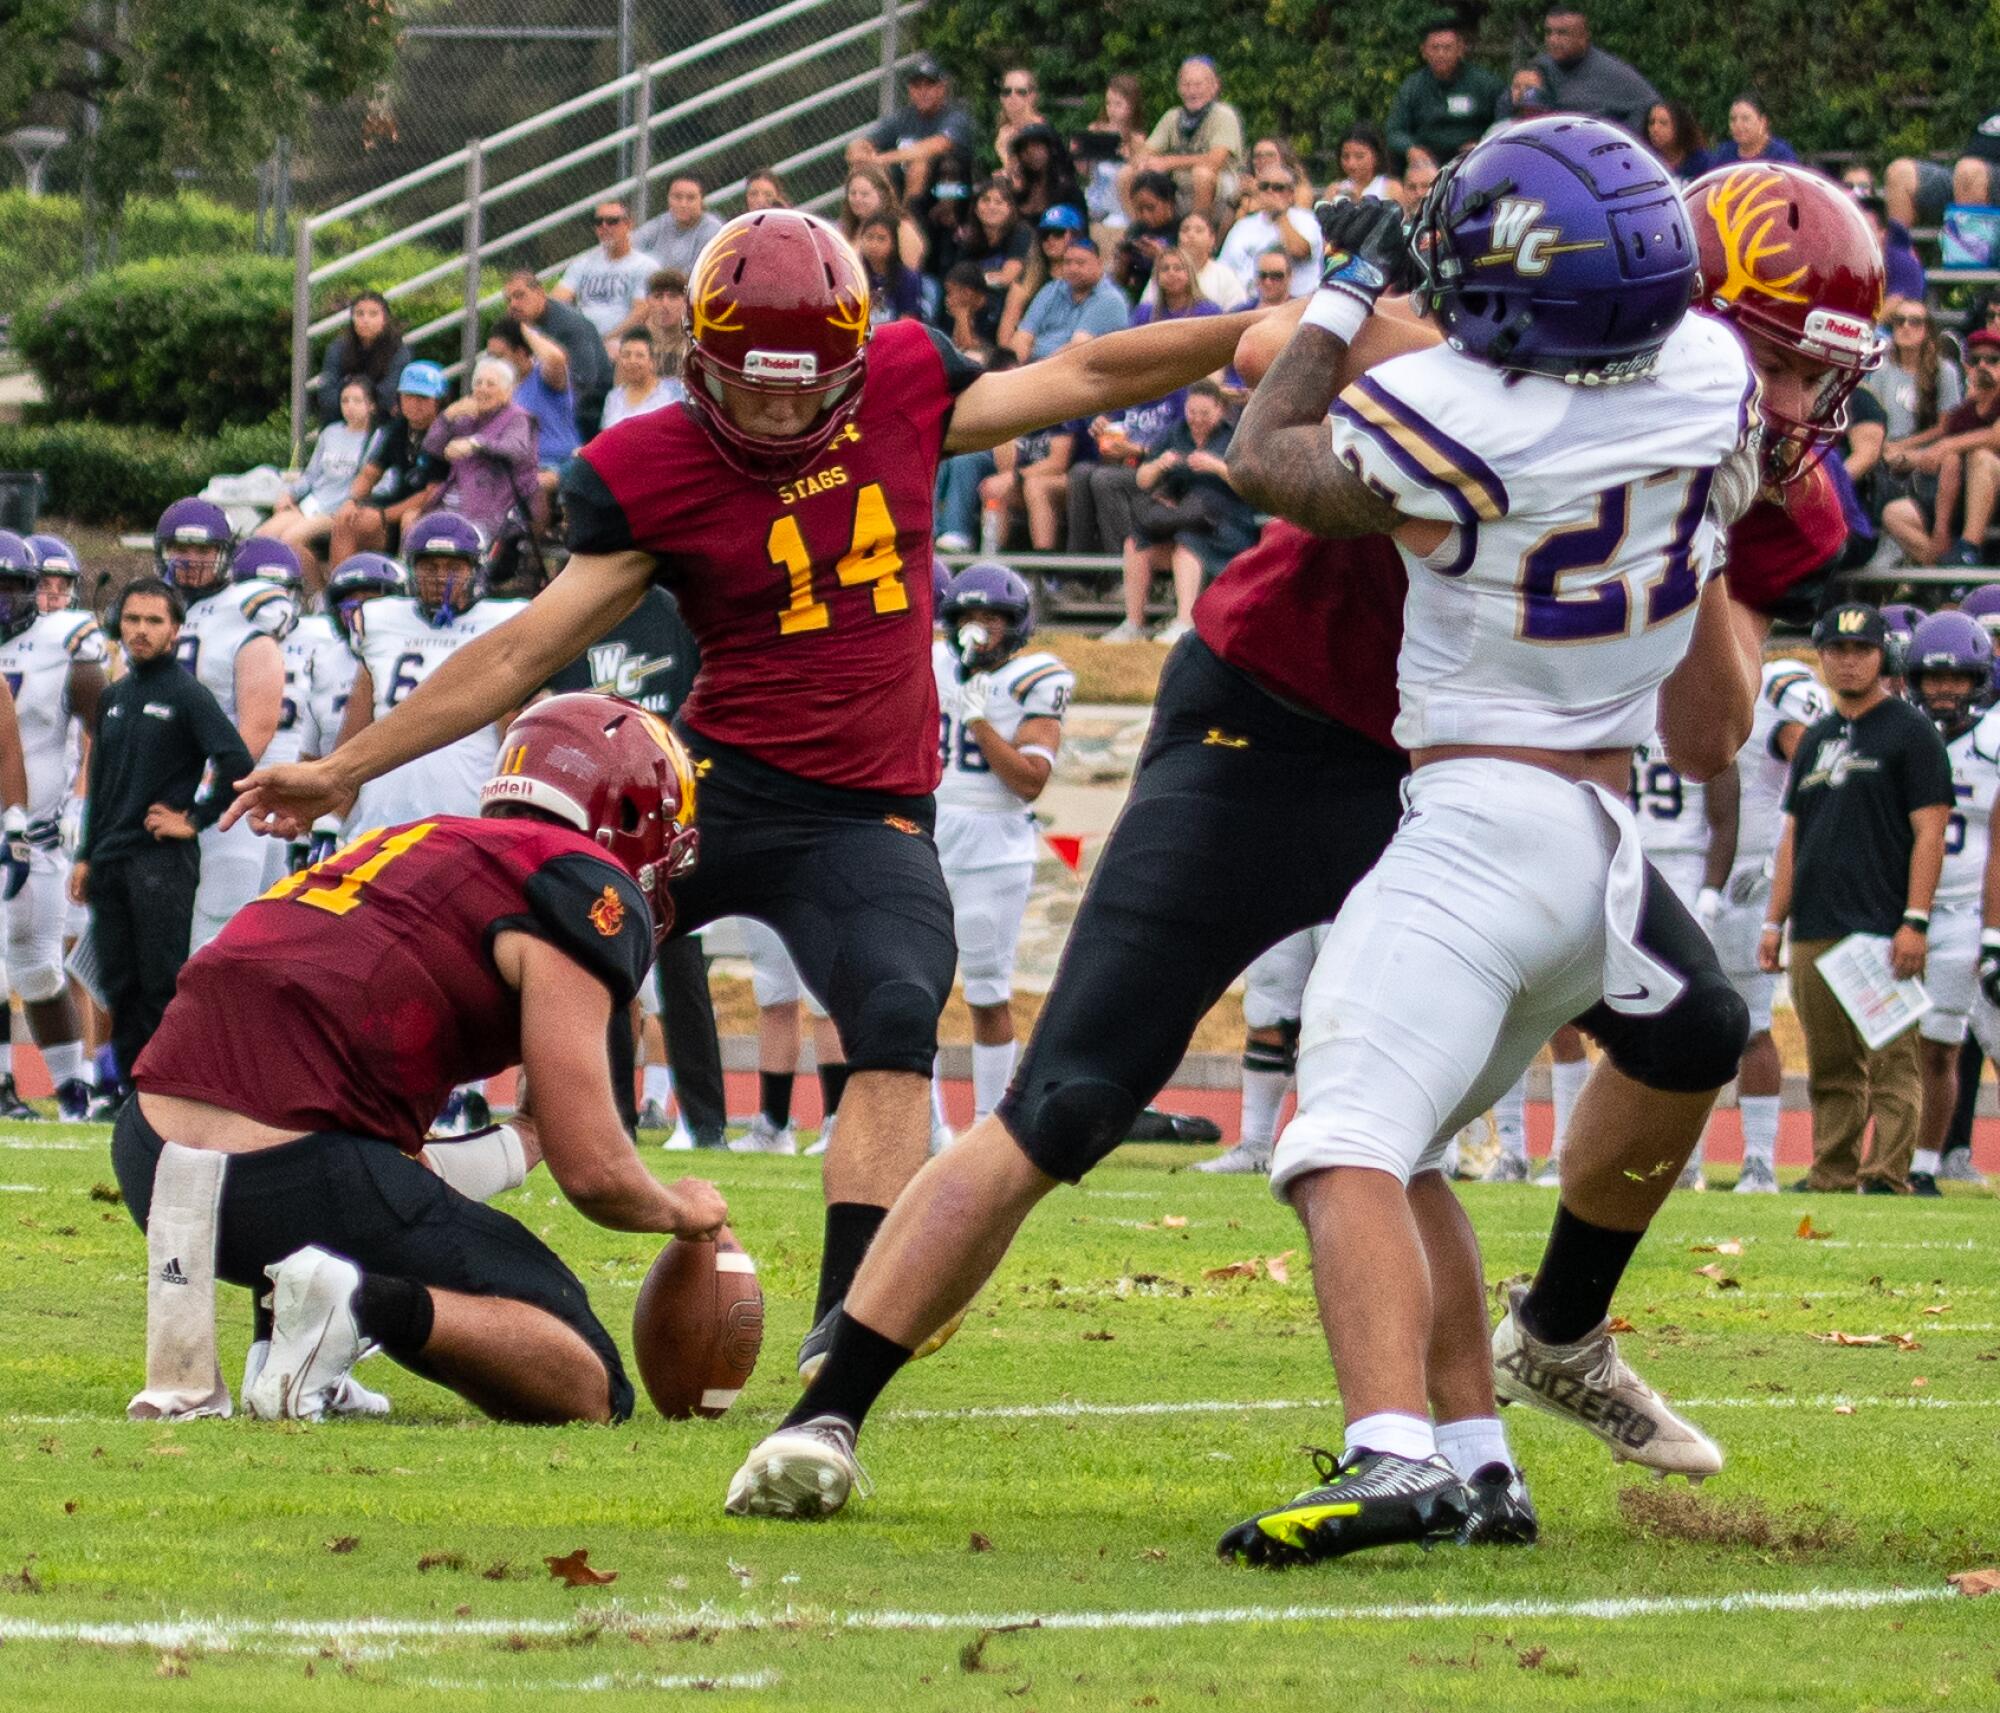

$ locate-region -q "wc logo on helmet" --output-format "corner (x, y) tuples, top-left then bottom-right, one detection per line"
(743, 349), (819, 381)
(1475, 196), (1605, 277)
(589, 885), (627, 937)
(1703, 169), (1809, 306)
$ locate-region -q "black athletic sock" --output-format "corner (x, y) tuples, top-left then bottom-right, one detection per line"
(782, 1309), (912, 1432)
(818, 1061), (850, 1120)
(252, 1297), (273, 1345)
(813, 1202), (887, 1324)
(759, 1070), (795, 1129)
(1518, 1203), (1644, 1346)
(353, 1273), (436, 1359)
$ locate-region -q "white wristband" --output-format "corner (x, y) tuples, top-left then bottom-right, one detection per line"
(1300, 287), (1371, 345)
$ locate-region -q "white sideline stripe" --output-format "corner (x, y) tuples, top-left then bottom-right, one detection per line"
(0, 1585), (1951, 1650)
(0, 1139), (90, 1150)
(0, 1183), (48, 1192)
(416, 1672), (780, 1692)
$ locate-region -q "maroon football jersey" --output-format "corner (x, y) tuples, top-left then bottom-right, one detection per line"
(134, 817), (651, 1154)
(570, 320), (978, 795)
(1724, 460), (1848, 618)
(1193, 519), (1408, 752)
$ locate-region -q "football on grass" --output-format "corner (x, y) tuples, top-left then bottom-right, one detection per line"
(631, 1226), (764, 1420)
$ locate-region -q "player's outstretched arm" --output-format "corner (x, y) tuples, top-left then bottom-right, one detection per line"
(224, 550), (652, 838)
(943, 307), (1268, 455)
(1658, 577), (1758, 782)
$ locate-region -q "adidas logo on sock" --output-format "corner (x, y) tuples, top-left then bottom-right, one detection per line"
(159, 1256), (189, 1286)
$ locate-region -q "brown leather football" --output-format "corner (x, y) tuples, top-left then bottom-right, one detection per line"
(631, 1226), (765, 1420)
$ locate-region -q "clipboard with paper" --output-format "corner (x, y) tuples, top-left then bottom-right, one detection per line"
(1813, 933), (1932, 1050)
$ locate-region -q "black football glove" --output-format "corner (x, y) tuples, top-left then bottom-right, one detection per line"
(1313, 196), (1414, 308)
(1980, 935), (2000, 1008)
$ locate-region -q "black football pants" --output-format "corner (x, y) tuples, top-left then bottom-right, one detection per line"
(90, 841), (199, 1085)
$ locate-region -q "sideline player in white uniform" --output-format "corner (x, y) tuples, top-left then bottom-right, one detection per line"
(1218, 126), (1758, 1562)
(1902, 613), (2000, 1194)
(153, 499), (292, 951)
(0, 535), (105, 1117)
(932, 563), (1072, 1121)
(1198, 927), (1319, 1175)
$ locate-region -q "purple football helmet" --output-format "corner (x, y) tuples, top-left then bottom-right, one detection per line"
(0, 532), (37, 640)
(1879, 601), (1923, 644)
(1906, 610), (1992, 729)
(26, 533), (78, 577)
(942, 561), (1035, 672)
(1409, 115), (1696, 385)
(932, 559), (952, 611)
(403, 510), (487, 625)
(231, 538), (304, 589)
(154, 496), (235, 597)
(325, 552), (411, 648)
(1958, 582), (2000, 637)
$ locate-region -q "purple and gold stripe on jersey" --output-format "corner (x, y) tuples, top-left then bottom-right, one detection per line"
(1332, 375), (1510, 528)
(1008, 662), (1069, 704)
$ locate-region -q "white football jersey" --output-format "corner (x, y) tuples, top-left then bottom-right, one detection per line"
(345, 595), (527, 830)
(174, 580), (296, 727)
(1627, 733), (1707, 860)
(1938, 709), (2000, 907)
(1327, 314), (1754, 751)
(295, 614), (360, 762)
(0, 611), (105, 824)
(934, 643), (1072, 871)
(265, 610), (350, 768)
(1738, 661), (1829, 866)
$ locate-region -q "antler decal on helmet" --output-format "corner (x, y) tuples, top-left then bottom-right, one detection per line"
(1704, 170), (1810, 307)
(692, 240), (747, 339)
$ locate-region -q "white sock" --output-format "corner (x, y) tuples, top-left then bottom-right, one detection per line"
(1494, 1075), (1528, 1160)
(1238, 1068), (1289, 1156)
(1739, 1094), (1780, 1169)
(642, 1064), (672, 1107)
(1550, 1056), (1589, 1159)
(971, 1039), (1016, 1120)
(43, 1041), (84, 1085)
(931, 1059), (949, 1128)
(0, 1043), (13, 1077)
(1434, 1415), (1513, 1480)
(1913, 1147), (1942, 1176)
(1343, 1411), (1436, 1464)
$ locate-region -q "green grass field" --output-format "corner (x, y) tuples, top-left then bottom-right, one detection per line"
(2, 1118), (1996, 1711)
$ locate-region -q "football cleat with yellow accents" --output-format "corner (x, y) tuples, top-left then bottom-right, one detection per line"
(1217, 1448), (1471, 1567)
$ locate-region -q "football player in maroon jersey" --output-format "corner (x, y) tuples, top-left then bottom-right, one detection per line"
(115, 694), (718, 1425)
(226, 209), (1274, 1377)
(720, 167), (1885, 1527)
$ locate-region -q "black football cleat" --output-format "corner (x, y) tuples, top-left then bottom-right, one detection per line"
(1908, 1172), (1942, 1198)
(1218, 1448), (1470, 1567)
(1457, 1461), (1539, 1546)
(0, 1074), (38, 1120)
(1125, 1107), (1224, 1144)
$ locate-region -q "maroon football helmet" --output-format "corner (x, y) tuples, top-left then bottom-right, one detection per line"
(681, 210), (873, 482)
(480, 693), (699, 942)
(1687, 163), (1885, 483)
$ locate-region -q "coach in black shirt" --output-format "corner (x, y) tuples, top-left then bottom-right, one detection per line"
(71, 578), (255, 1095)
(1762, 603), (1952, 1192)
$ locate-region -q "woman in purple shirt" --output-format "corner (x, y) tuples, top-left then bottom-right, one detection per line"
(422, 358), (544, 540)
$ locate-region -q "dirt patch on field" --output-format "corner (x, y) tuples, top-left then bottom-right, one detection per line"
(1618, 1484), (1855, 1558)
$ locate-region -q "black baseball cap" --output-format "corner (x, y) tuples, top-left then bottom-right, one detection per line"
(1812, 602), (1890, 649)
(907, 54), (947, 83)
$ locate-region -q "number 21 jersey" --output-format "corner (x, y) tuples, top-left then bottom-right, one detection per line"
(567, 319), (981, 796)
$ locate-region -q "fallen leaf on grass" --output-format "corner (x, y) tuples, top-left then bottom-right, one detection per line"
(1081, 1328), (1114, 1342)
(418, 1551), (465, 1573)
(544, 1549), (616, 1588)
(1833, 1403), (1856, 1416)
(1160, 1215), (1188, 1229)
(1138, 1547), (1168, 1563)
(2, 1556), (42, 1594)
(1607, 1316), (1637, 1334)
(1693, 1264), (1740, 1289)
(88, 1183), (121, 1204)
(1795, 1215), (1831, 1240)
(1912, 1376), (1929, 1389)
(1265, 1251), (1294, 1285)
(1947, 1568), (2000, 1597)
(968, 1532), (994, 1554)
(1812, 1331), (1921, 1351)
(960, 1619), (1042, 1673)
(1922, 1304), (1951, 1317)
(1202, 1261), (1259, 1282)
(324, 1536), (358, 1555)
(1688, 1240), (1745, 1256)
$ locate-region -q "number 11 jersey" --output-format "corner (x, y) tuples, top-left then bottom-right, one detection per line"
(567, 319), (982, 796)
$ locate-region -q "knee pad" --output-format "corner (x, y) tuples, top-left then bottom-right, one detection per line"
(11, 959), (65, 1003)
(843, 978), (942, 1076)
(999, 1075), (1143, 1183)
(1242, 1019), (1300, 1077)
(1601, 977), (1749, 1094)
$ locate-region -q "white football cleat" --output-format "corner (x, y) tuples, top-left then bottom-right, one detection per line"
(1483, 1153), (1531, 1184)
(804, 1112), (838, 1158)
(1492, 1286), (1722, 1480)
(245, 1246), (367, 1422)
(662, 1121), (696, 1152)
(1938, 1149), (1986, 1186)
(729, 1114), (798, 1155)
(1675, 1160), (1707, 1192)
(1194, 1146), (1270, 1175)
(1733, 1157), (1779, 1194)
(1532, 1162), (1562, 1188)
(725, 1414), (873, 1519)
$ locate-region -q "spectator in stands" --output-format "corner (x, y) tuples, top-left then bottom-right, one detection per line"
(1502, 64), (1551, 124)
(1240, 246), (1296, 312)
(1128, 247), (1221, 328)
(1238, 139), (1315, 218)
(1532, 7), (1658, 132)
(633, 175), (723, 277)
(993, 67), (1044, 171)
(846, 54), (974, 203)
(1872, 300), (1961, 445)
(1007, 122), (1084, 224)
(1842, 380), (1889, 546)
(998, 205), (1084, 348)
(1217, 162), (1318, 298)
(1881, 327), (2000, 567)
(937, 262), (998, 367)
(1132, 56), (1244, 220)
(599, 330), (683, 431)
(841, 165), (927, 271)
(1145, 211), (1238, 313)
(259, 375), (376, 587)
(1841, 163), (1877, 196)
(1070, 377), (1187, 565)
(978, 420), (1080, 552)
(485, 315), (576, 492)
(554, 201), (659, 342)
(312, 291), (409, 427)
(1855, 193), (1928, 303)
(956, 178), (1032, 343)
(1708, 93), (1798, 168)
(425, 356), (542, 541)
(327, 360), (449, 570)
(1388, 22), (1504, 164)
(1114, 170), (1182, 296)
(1646, 100), (1711, 182)
(1115, 380), (1254, 645)
(610, 268), (690, 377)
(1010, 234), (1129, 362)
(501, 269), (612, 438)
(744, 169), (789, 210)
(1397, 147), (1441, 215)
(857, 215), (927, 325)
(1886, 108), (2000, 230)
(1328, 124), (1399, 202)
(1080, 74), (1147, 239)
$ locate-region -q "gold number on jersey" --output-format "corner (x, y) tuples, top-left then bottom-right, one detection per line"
(256, 821), (439, 917)
(767, 482), (907, 636)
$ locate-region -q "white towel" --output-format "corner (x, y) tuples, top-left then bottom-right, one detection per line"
(1582, 782), (1688, 1020)
(128, 1142), (232, 1421)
